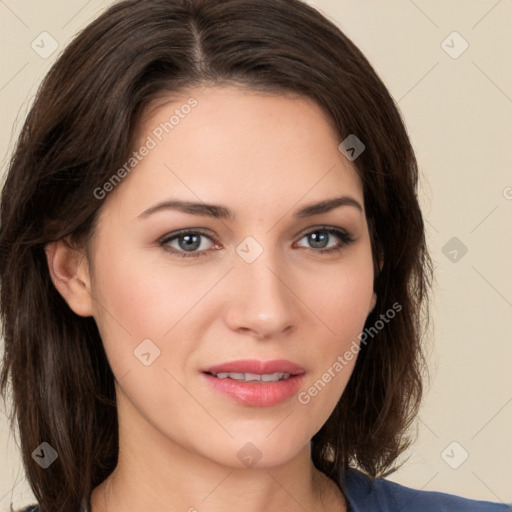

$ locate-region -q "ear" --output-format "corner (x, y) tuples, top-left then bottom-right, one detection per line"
(369, 291), (377, 314)
(45, 239), (94, 317)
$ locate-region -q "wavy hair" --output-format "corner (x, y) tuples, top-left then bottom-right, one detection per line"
(0, 0), (433, 510)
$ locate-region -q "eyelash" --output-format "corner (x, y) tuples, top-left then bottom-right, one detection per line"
(158, 226), (356, 259)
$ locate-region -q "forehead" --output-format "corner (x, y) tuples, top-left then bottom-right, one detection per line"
(103, 85), (364, 221)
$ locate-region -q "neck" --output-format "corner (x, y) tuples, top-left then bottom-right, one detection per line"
(91, 450), (346, 512)
(90, 431), (346, 512)
(90, 387), (347, 512)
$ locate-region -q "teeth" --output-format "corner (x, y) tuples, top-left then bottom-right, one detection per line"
(214, 372), (291, 382)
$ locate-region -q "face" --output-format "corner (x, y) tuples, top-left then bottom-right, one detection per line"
(81, 86), (377, 469)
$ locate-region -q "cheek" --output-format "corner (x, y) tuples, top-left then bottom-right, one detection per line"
(90, 247), (242, 403)
(92, 239), (212, 328)
(290, 245), (374, 416)
(89, 242), (208, 376)
(296, 247), (374, 341)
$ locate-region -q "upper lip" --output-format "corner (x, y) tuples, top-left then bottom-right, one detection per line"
(202, 359), (306, 375)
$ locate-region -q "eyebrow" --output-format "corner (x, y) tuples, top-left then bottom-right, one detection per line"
(137, 195), (363, 220)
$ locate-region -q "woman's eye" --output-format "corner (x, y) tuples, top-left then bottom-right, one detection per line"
(295, 227), (355, 255)
(159, 226), (355, 259)
(159, 229), (218, 258)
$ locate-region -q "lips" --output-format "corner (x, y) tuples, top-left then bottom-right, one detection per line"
(201, 359), (307, 406)
(202, 359), (306, 376)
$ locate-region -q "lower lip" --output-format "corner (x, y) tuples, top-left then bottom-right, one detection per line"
(202, 372), (306, 407)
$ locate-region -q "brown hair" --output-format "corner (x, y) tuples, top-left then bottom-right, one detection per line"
(0, 0), (433, 510)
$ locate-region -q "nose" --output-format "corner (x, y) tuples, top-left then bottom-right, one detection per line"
(224, 243), (299, 339)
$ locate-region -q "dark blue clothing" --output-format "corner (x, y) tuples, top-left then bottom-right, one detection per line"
(19, 468), (512, 511)
(341, 468), (511, 511)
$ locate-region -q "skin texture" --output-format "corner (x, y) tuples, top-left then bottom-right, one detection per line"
(46, 85), (378, 512)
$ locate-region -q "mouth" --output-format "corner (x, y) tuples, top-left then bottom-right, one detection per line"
(200, 359), (306, 407)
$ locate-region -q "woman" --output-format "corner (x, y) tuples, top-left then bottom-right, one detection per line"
(0, 1), (509, 511)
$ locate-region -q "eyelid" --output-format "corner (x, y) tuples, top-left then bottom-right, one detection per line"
(295, 224), (351, 239)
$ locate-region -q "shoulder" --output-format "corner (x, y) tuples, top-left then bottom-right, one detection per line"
(17, 507), (38, 512)
(341, 468), (512, 512)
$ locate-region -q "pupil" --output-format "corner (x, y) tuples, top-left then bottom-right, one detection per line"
(180, 234), (200, 251)
(309, 231), (328, 249)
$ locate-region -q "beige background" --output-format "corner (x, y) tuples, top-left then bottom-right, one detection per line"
(1, 0), (511, 509)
